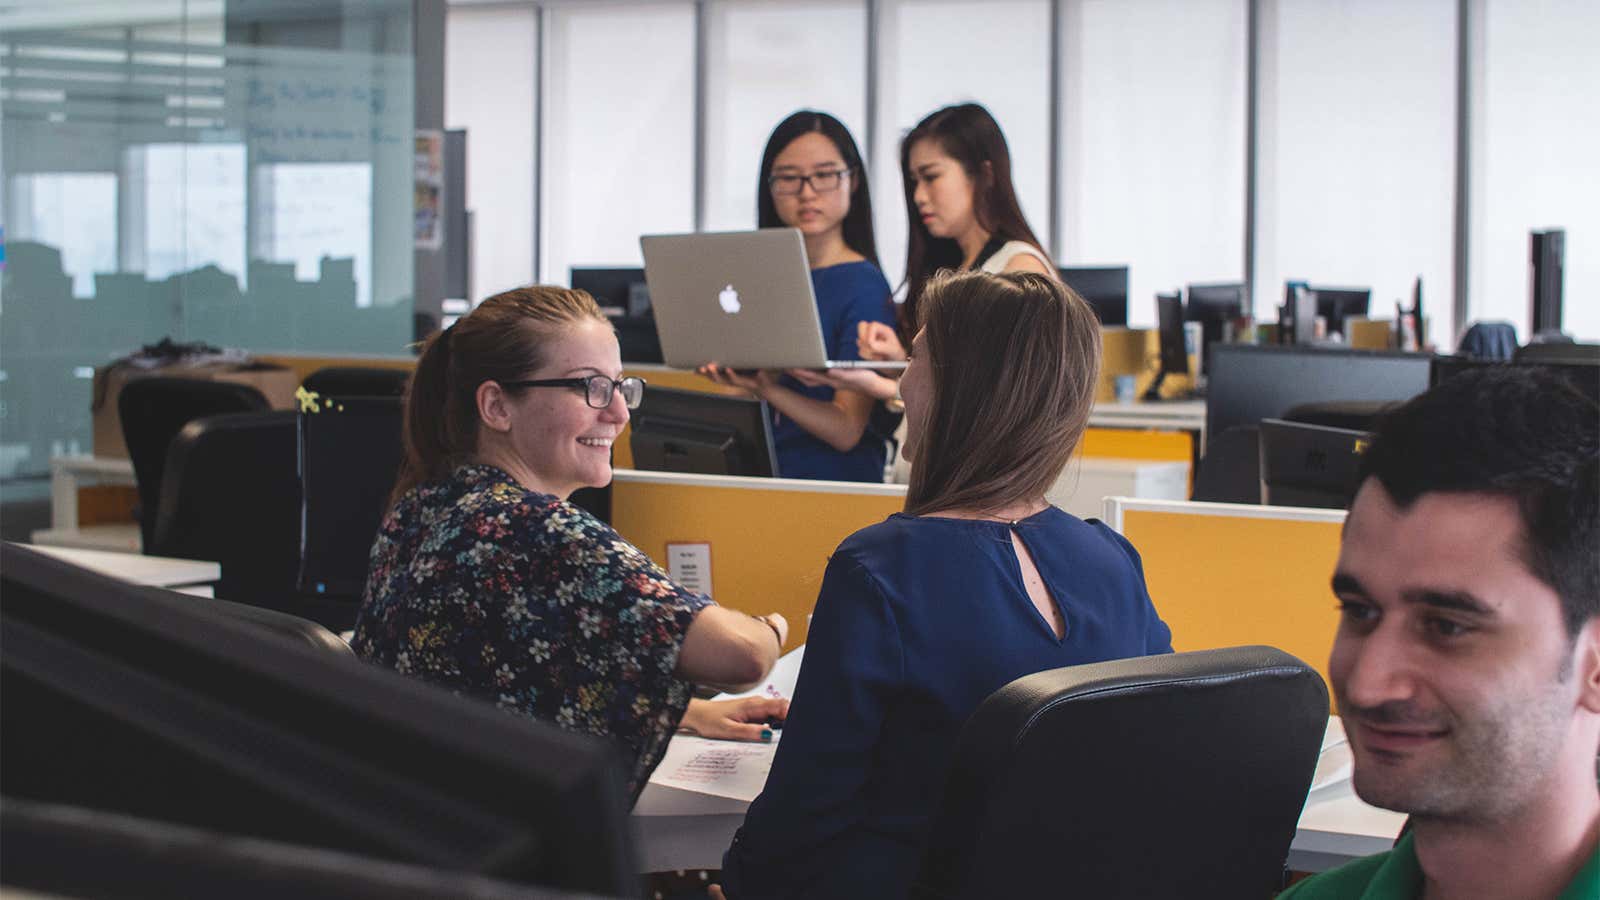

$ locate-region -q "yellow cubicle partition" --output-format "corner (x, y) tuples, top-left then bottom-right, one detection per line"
(1106, 497), (1345, 707)
(610, 470), (905, 650)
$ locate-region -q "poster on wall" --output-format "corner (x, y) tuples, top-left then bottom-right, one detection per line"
(414, 130), (444, 250)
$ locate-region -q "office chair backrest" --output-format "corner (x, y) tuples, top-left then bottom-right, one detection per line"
(150, 411), (302, 615)
(298, 397), (405, 603)
(1282, 399), (1398, 433)
(119, 376), (271, 548)
(301, 366), (412, 398)
(911, 645), (1328, 900)
(1457, 321), (1518, 360)
(198, 594), (354, 657)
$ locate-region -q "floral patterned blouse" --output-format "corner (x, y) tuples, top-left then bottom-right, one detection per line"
(353, 463), (712, 800)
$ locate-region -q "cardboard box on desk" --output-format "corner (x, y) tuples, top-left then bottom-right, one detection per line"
(91, 362), (301, 458)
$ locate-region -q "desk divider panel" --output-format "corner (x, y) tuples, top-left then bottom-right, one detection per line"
(610, 470), (905, 649)
(1080, 427), (1191, 463)
(1105, 497), (1346, 708)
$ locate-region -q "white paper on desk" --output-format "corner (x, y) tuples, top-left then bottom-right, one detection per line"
(1311, 716), (1353, 792)
(648, 735), (779, 802)
(712, 645), (805, 702)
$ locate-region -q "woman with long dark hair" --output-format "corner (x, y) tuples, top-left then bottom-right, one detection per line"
(698, 110), (898, 483)
(713, 271), (1171, 899)
(852, 102), (1057, 366)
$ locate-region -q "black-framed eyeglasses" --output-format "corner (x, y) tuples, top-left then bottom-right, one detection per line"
(501, 375), (646, 410)
(767, 167), (852, 196)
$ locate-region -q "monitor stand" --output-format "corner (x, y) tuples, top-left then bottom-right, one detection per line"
(1140, 371), (1197, 403)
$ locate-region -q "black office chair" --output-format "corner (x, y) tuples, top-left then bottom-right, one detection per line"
(195, 593), (354, 657)
(301, 366), (412, 398)
(297, 398), (405, 626)
(149, 411), (312, 620)
(910, 646), (1328, 900)
(1192, 424), (1261, 504)
(119, 377), (271, 548)
(1283, 399), (1400, 433)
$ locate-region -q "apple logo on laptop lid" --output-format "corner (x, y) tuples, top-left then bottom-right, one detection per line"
(719, 284), (742, 314)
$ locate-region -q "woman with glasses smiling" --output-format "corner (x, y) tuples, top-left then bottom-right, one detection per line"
(699, 110), (898, 483)
(354, 286), (792, 802)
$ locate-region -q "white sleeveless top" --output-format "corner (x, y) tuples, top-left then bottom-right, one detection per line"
(979, 240), (1052, 274)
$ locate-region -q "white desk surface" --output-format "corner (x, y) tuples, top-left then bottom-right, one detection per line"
(1088, 398), (1207, 432)
(631, 714), (1405, 875)
(23, 544), (219, 588)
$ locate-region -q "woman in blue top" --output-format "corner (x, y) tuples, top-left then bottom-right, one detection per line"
(699, 111), (897, 482)
(714, 271), (1175, 899)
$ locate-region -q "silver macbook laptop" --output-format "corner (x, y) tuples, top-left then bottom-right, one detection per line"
(639, 228), (907, 371)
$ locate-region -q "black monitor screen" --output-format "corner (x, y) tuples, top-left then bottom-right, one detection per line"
(1310, 286), (1371, 336)
(1259, 418), (1371, 510)
(572, 267), (662, 363)
(298, 396), (404, 598)
(1154, 292), (1187, 376)
(571, 266), (650, 317)
(1206, 344), (1432, 440)
(629, 386), (778, 478)
(0, 543), (639, 896)
(1185, 282), (1246, 374)
(1058, 266), (1129, 327)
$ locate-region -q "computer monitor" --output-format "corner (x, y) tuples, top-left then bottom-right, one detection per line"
(1279, 283), (1319, 346)
(1306, 286), (1371, 337)
(298, 396), (404, 600)
(571, 266), (662, 363)
(1530, 229), (1565, 339)
(0, 543), (639, 895)
(629, 386), (779, 478)
(1258, 418), (1371, 510)
(1184, 282), (1245, 374)
(1205, 344), (1433, 441)
(1058, 266), (1129, 327)
(571, 266), (650, 317)
(1144, 292), (1188, 401)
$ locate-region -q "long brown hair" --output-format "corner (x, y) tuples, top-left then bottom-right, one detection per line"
(899, 103), (1047, 337)
(904, 271), (1101, 518)
(390, 286), (607, 508)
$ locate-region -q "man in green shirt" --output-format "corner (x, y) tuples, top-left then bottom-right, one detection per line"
(1281, 366), (1599, 900)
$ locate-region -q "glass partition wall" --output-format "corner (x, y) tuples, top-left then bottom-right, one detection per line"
(0, 0), (415, 485)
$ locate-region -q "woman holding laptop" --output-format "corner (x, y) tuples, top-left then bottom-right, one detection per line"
(713, 271), (1172, 899)
(353, 286), (790, 802)
(698, 110), (898, 483)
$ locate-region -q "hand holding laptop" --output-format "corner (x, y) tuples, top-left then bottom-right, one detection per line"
(786, 367), (900, 402)
(698, 362), (776, 396)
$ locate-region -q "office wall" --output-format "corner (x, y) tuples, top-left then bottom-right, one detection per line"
(445, 3), (537, 299)
(1470, 0), (1600, 342)
(1254, 0), (1457, 342)
(702, 1), (868, 234)
(1058, 0), (1247, 327)
(0, 0), (416, 483)
(449, 0), (1597, 344)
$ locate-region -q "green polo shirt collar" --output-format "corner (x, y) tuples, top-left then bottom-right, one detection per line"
(1356, 832), (1599, 900)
